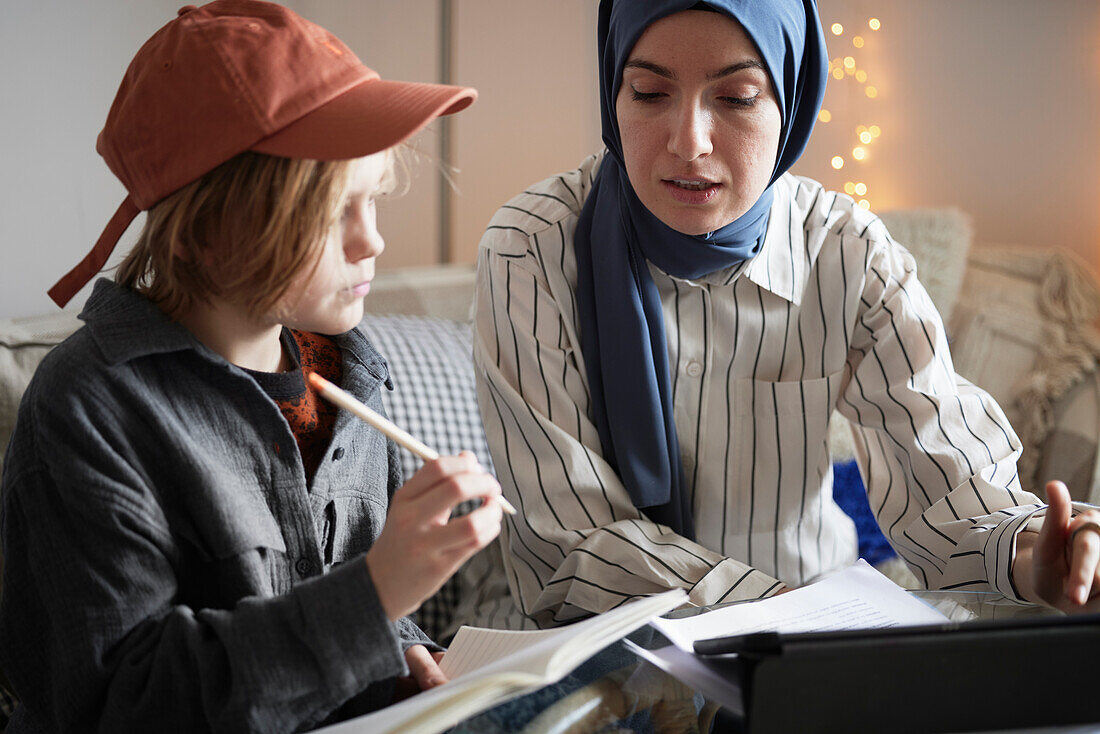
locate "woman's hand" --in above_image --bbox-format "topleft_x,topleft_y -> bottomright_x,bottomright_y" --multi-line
391,646 -> 448,702
1012,480 -> 1100,613
366,451 -> 503,622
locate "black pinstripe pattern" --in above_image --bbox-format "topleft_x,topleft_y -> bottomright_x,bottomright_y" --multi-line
468,154 -> 1047,625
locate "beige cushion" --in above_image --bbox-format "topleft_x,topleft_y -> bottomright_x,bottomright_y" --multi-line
0,312 -> 83,474
949,246 -> 1100,502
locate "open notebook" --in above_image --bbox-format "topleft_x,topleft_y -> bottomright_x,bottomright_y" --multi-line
312,588 -> 687,734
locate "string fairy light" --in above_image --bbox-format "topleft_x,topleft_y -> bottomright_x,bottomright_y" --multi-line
820,15 -> 884,208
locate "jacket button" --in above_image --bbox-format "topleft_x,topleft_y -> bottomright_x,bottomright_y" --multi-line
295,558 -> 312,577
332,447 -> 345,461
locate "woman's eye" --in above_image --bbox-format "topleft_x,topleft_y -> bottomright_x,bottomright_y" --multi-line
630,87 -> 664,103
721,93 -> 760,108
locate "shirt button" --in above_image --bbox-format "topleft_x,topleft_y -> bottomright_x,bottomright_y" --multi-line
685,360 -> 703,378
295,558 -> 313,577
332,447 -> 345,461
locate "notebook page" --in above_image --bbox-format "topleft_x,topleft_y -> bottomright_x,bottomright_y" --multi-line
440,627 -> 561,679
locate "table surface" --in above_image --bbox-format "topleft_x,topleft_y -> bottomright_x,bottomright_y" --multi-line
448,591 -> 1089,734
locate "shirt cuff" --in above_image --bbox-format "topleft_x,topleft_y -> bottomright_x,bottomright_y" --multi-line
688,558 -> 781,607
984,505 -> 1045,602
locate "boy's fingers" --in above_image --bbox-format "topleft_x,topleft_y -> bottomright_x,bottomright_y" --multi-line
405,645 -> 447,690
400,454 -> 482,500
433,501 -> 503,553
415,472 -> 501,519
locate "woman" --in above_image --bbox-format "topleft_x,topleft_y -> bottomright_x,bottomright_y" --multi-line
470,0 -> 1100,628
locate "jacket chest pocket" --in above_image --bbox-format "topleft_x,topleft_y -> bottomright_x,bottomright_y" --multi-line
320,494 -> 387,567
187,502 -> 289,603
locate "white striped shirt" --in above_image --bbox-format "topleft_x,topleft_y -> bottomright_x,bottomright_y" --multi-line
473,152 -> 1046,626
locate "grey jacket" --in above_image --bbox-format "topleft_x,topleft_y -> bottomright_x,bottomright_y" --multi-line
0,280 -> 432,732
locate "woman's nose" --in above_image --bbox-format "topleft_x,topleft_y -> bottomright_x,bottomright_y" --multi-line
667,102 -> 714,161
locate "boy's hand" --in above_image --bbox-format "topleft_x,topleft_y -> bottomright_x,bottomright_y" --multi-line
366,451 -> 503,621
391,646 -> 447,702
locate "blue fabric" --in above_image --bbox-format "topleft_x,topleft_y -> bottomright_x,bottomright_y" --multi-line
831,460 -> 897,566
574,0 -> 829,538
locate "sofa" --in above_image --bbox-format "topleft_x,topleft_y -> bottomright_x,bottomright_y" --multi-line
2,209 -> 1100,649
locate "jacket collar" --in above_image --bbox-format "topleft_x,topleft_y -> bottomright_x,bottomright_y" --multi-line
79,279 -> 388,383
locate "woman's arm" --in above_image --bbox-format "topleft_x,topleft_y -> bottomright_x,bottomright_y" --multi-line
839,233 -> 1058,597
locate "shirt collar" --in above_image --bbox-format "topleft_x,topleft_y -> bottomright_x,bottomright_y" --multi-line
741,175 -> 806,306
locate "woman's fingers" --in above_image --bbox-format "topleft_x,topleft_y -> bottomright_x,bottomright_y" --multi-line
1037,481 -> 1073,567
1065,512 -> 1100,605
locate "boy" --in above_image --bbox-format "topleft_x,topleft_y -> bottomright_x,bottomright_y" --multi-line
0,2 -> 501,731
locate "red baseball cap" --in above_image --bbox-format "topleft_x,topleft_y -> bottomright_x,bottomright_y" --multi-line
48,0 -> 477,308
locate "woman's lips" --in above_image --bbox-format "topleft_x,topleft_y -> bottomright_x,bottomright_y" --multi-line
351,280 -> 372,297
662,178 -> 721,205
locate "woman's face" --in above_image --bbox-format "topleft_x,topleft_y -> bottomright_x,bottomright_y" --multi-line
615,10 -> 782,236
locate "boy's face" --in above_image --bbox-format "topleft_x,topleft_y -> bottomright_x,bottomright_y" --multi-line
274,152 -> 389,335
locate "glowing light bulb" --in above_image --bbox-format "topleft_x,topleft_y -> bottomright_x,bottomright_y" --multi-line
832,23 -> 844,35
865,86 -> 878,98
852,146 -> 867,161
855,69 -> 868,83
843,56 -> 856,69
844,182 -> 856,195
859,131 -> 873,144
853,36 -> 865,49
854,182 -> 867,196
818,109 -> 832,123
869,125 -> 881,137
831,156 -> 845,170
858,199 -> 871,209
869,18 -> 881,31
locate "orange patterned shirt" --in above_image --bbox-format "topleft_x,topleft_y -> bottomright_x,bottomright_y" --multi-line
246,330 -> 343,481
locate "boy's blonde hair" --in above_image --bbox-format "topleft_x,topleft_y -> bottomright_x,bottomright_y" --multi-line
117,149 -> 396,321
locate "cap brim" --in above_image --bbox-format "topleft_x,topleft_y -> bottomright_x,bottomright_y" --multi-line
251,78 -> 476,160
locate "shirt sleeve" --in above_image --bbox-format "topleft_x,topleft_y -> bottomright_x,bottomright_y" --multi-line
0,385 -> 409,732
839,234 -> 1049,599
473,230 -> 782,627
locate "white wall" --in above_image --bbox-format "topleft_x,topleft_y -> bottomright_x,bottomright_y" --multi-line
796,0 -> 1100,270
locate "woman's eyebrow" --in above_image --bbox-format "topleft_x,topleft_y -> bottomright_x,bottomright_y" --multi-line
707,60 -> 765,80
623,59 -> 675,79
622,58 -> 765,81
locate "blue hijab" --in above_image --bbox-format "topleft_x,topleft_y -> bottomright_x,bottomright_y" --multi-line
574,0 -> 827,539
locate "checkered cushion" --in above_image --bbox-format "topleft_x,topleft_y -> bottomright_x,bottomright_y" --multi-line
358,314 -> 493,641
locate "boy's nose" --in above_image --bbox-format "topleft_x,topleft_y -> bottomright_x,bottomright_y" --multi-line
344,216 -> 385,262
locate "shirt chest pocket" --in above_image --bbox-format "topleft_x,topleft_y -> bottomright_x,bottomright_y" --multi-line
726,372 -> 843,494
